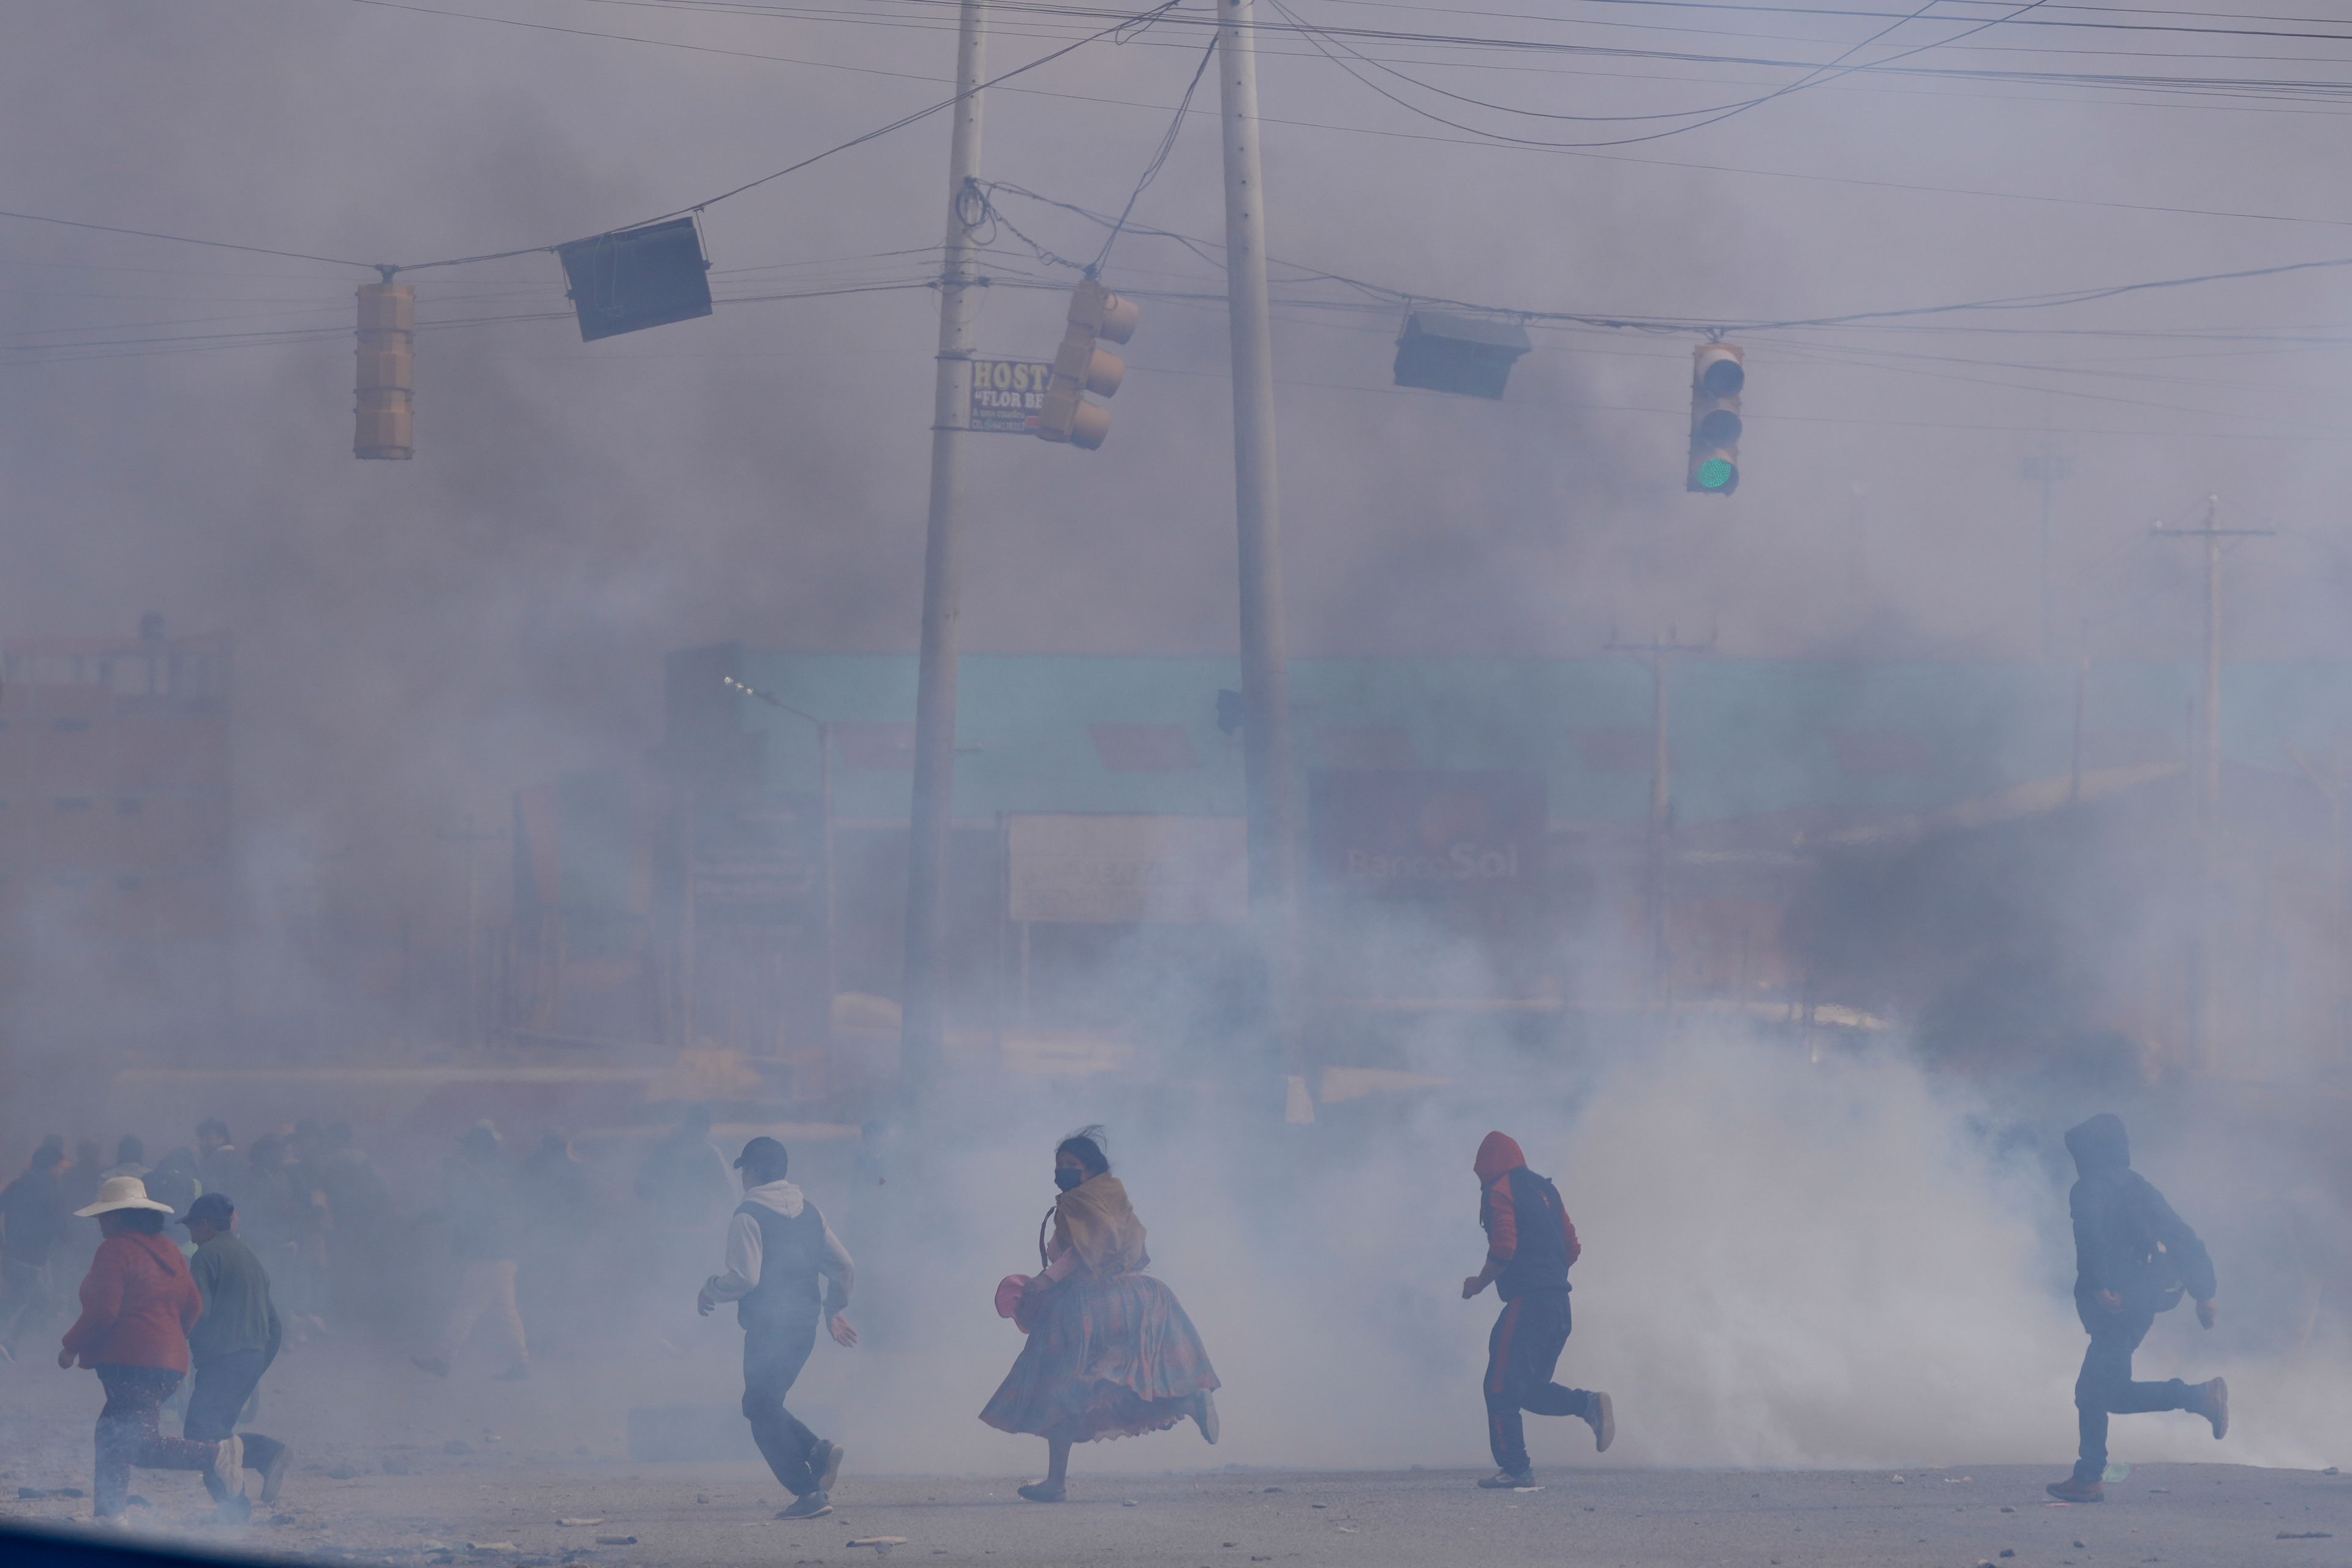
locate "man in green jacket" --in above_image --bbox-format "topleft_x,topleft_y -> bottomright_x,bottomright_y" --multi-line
181,1194 -> 292,1518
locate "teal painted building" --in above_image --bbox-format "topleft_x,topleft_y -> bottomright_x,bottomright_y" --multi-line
667,646 -> 2352,828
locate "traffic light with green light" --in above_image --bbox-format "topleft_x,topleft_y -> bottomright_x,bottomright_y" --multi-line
1687,342 -> 1744,495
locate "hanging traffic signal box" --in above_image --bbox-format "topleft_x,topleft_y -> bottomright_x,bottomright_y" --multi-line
1687,342 -> 1744,495
354,279 -> 415,460
1033,279 -> 1140,450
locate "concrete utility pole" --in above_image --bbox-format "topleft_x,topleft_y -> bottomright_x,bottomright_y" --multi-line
2154,496 -> 2270,1073
901,0 -> 989,1091
1605,629 -> 1713,1008
2022,443 -> 2073,661
1214,0 -> 1302,1106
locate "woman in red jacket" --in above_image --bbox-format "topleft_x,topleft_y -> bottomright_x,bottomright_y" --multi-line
57,1175 -> 244,1520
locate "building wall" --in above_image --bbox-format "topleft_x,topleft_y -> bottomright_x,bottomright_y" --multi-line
0,633 -> 234,1039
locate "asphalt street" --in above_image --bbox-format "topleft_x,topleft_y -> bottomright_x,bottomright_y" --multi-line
5,1445 -> 2345,1566
3,1339 -> 2344,1566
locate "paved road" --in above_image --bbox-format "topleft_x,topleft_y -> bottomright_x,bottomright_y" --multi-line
4,1341 -> 2344,1566
6,1454 -> 2345,1567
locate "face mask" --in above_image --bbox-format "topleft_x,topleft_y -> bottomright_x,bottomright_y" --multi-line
1054,1167 -> 1084,1193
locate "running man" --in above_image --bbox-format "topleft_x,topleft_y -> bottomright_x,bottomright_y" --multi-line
698,1136 -> 856,1520
1463,1131 -> 1613,1489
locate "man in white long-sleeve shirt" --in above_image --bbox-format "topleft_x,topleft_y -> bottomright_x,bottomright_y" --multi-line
696,1136 -> 856,1520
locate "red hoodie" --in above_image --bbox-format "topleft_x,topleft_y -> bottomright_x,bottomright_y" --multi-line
1476,1132 -> 1580,1298
61,1229 -> 202,1372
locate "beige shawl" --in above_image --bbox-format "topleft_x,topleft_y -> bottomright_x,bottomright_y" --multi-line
1052,1174 -> 1149,1276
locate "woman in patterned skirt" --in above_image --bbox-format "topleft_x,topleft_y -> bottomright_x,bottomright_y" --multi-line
980,1128 -> 1219,1501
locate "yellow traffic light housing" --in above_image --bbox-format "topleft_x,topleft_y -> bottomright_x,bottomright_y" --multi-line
1687,342 -> 1743,495
355,278 -> 415,461
1033,279 -> 1139,451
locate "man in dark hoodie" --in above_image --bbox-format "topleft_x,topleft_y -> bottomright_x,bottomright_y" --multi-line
0,1139 -> 75,1360
2048,1114 -> 2226,1504
1463,1131 -> 1614,1489
698,1136 -> 856,1521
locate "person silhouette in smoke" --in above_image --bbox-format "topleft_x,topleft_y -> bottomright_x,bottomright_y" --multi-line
699,1136 -> 856,1521
413,1123 -> 528,1381
2046,1113 -> 2227,1504
1464,1131 -> 1613,1490
0,1139 -> 75,1361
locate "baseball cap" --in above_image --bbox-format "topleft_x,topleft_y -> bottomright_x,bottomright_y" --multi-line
180,1193 -> 235,1228
733,1136 -> 788,1175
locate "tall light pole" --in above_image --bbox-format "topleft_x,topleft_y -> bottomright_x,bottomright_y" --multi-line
902,0 -> 989,1093
2022,444 -> 2073,660
1607,630 -> 1712,1007
2154,496 -> 2270,1073
1215,0 -> 1303,1110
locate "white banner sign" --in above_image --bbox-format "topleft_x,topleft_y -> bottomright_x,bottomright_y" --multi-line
1006,815 -> 1248,926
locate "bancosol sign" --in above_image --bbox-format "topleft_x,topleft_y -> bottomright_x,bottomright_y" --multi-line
1310,771 -> 1545,900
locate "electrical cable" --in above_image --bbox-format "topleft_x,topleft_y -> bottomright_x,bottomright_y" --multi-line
0,208 -> 381,272
1094,33 -> 1221,274
1268,0 -> 2056,148
979,179 -> 2352,341
1273,0 -> 2037,125
386,0 -> 1182,273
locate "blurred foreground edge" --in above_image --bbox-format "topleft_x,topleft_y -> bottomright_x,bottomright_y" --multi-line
0,1520 -> 326,1568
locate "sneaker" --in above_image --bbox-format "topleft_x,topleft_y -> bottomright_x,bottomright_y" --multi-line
1193,1390 -> 1220,1446
411,1356 -> 450,1379
1477,1469 -> 1534,1490
1016,1480 -> 1066,1502
1588,1391 -> 1615,1454
209,1437 -> 247,1501
2201,1377 -> 2228,1440
2045,1476 -> 2104,1504
811,1440 -> 845,1494
776,1490 -> 832,1520
257,1443 -> 293,1506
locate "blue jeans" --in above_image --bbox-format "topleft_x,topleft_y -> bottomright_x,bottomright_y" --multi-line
742,1319 -> 821,1496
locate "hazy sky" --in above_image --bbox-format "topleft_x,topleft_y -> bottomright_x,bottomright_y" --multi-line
7,0 -> 2352,927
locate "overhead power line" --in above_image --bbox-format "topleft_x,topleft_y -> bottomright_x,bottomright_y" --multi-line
979,179 -> 2352,337
391,0 -> 1185,273
1265,0 -> 2055,146
0,208 -> 380,272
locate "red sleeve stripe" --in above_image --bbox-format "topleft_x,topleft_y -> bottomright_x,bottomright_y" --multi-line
1486,1177 -> 1518,1261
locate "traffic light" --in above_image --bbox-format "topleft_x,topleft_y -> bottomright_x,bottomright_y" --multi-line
354,278 -> 415,461
1687,342 -> 1744,495
1032,278 -> 1139,450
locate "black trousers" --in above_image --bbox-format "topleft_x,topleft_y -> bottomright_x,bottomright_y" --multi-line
742,1319 -> 822,1496
184,1348 -> 287,1501
2072,1303 -> 2198,1483
1485,1291 -> 1597,1475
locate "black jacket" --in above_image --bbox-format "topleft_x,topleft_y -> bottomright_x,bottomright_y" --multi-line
0,1166 -> 70,1266
2065,1114 -> 2215,1317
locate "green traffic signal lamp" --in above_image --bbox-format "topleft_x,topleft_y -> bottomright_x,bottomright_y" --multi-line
1686,342 -> 1744,496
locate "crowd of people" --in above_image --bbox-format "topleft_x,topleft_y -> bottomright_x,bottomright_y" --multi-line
0,1107 -> 744,1523
0,1106 -> 2235,1525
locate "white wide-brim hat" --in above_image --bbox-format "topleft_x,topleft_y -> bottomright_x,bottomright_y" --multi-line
74,1175 -> 176,1217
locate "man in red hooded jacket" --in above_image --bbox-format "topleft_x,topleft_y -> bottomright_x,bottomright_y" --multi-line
1463,1131 -> 1613,1488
